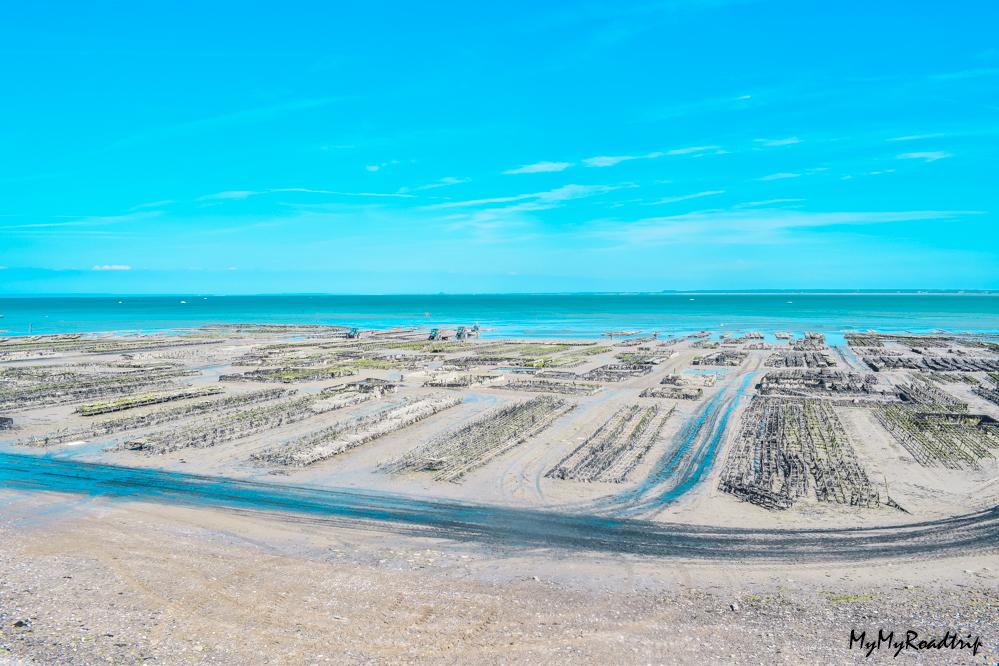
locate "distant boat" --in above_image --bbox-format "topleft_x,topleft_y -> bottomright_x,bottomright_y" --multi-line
786,300 -> 793,304
180,300 -> 187,304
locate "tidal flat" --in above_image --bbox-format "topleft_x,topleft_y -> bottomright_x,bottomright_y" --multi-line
1,325 -> 998,663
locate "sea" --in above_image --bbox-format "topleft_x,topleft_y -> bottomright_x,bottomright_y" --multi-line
1,293 -> 998,343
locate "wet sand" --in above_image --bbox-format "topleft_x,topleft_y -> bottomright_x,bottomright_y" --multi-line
2,327 -> 998,663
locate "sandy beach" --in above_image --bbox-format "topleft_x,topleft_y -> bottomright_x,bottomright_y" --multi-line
2,326 -> 998,663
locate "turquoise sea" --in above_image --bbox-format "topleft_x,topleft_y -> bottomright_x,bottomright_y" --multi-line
1,293 -> 998,341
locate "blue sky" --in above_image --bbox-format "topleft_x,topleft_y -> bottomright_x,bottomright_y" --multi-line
1,0 -> 997,294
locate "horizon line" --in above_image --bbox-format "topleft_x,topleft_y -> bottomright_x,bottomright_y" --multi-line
2,289 -> 998,299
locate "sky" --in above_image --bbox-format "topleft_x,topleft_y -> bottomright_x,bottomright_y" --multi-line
1,0 -> 997,294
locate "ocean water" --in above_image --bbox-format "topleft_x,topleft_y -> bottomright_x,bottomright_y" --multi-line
1,293 -> 998,340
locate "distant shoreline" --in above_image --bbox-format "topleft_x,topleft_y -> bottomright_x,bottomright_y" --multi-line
1,290 -> 998,299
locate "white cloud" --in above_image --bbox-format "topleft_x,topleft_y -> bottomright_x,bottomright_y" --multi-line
665,145 -> 720,156
365,159 -> 400,173
429,182 -> 635,242
92,264 -> 131,271
438,208 -> 536,239
841,169 -> 897,180
897,151 -> 951,163
583,153 -> 662,168
128,199 -> 175,211
584,155 -> 633,168
641,93 -> 755,122
739,198 -> 804,207
271,187 -> 327,194
273,187 -> 414,198
757,172 -> 801,181
592,208 -> 981,247
580,145 -> 721,169
583,155 -> 638,167
429,183 -> 624,211
503,161 -> 573,174
887,133 -> 945,142
198,190 -> 257,201
1,211 -> 161,233
397,177 -> 470,193
651,190 -> 725,205
531,183 -> 624,203
755,137 -> 801,147
198,187 -> 414,202
424,176 -> 468,188
429,193 -> 535,208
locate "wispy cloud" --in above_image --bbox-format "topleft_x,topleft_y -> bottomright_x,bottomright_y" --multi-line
592,208 -> 981,246
397,177 -> 469,193
365,159 -> 400,173
650,190 -> 725,205
437,208 -> 537,241
739,198 -> 804,207
897,151 -> 951,163
755,137 -> 801,147
429,183 -> 624,211
583,152 -> 661,168
582,145 -> 720,168
426,182 -> 635,244
273,187 -> 413,198
92,264 -> 131,271
665,145 -> 721,156
887,133 -> 946,142
503,161 -> 573,174
756,172 -> 801,181
198,188 -> 414,202
0,211 -> 161,233
841,169 -> 896,180
641,93 -> 757,123
128,199 -> 175,211
198,190 -> 257,201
